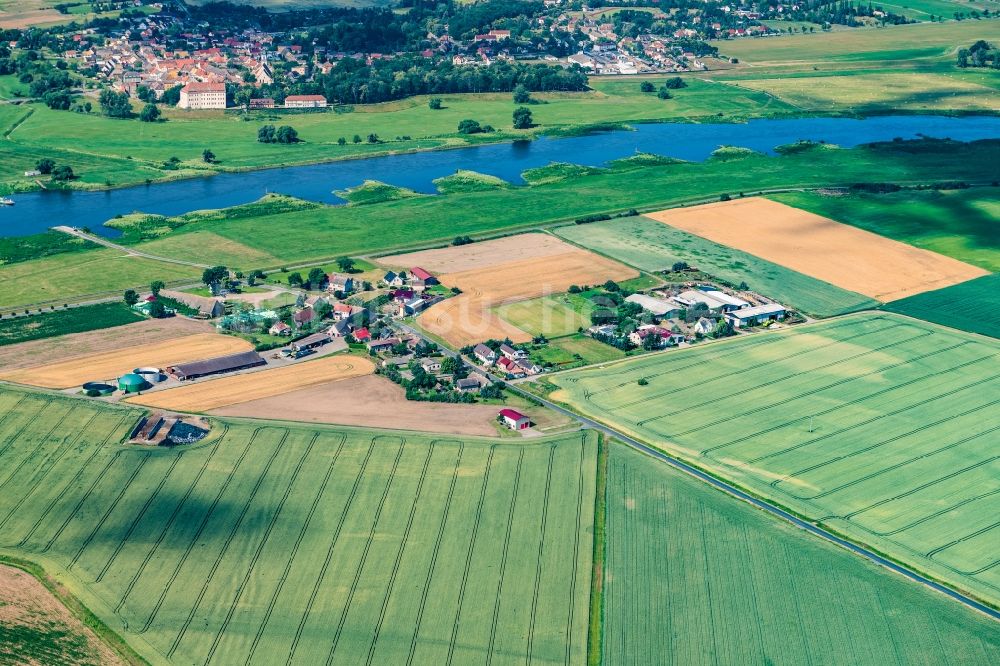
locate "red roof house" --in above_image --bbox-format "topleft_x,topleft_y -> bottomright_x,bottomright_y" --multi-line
353,327 -> 371,342
410,267 -> 436,283
499,408 -> 530,430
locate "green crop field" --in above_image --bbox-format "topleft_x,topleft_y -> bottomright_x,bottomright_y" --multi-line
603,443 -> 1000,665
548,313 -> 1000,606
0,388 -> 595,665
495,294 -> 594,338
555,216 -> 878,316
0,302 -> 144,345
770,187 -> 1000,272
883,273 -> 1000,339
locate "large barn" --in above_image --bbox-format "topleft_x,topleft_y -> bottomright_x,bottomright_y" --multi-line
167,351 -> 265,381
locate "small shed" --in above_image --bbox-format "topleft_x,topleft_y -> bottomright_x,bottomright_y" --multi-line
499,408 -> 530,430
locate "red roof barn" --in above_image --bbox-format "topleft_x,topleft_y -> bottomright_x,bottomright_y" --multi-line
499,408 -> 530,430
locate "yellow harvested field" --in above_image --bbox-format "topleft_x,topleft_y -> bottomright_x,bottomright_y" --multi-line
378,233 -> 576,273
212,374 -> 502,436
0,333 -> 252,389
645,197 -> 989,302
126,354 -> 375,412
420,249 -> 638,347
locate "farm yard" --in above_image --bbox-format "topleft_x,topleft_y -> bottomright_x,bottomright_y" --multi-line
408,235 -> 637,347
125,354 -> 376,412
547,313 -> 1000,606
0,387 -> 596,666
883,274 -> 1000,340
555,216 -> 878,317
210,374 -> 504,436
603,444 -> 1000,666
644,198 -> 988,302
0,332 -> 253,389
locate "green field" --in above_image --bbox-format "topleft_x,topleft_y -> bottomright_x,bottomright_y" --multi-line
603,443 -> 1000,665
0,388 -> 596,665
495,294 -> 594,338
770,187 -> 1000,272
548,313 -> 1000,606
0,302 -> 144,345
555,216 -> 878,316
883,273 -> 1000,338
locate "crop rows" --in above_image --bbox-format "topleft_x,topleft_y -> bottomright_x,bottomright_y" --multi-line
602,444 -> 1000,665
551,313 -> 1000,607
0,388 -> 596,665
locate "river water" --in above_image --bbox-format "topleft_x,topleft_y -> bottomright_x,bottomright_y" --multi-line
4,114 -> 1000,238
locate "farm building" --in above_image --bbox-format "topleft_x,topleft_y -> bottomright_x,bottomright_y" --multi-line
290,332 -> 331,352
456,378 -> 481,392
367,337 -> 400,352
499,408 -> 531,430
118,373 -> 148,394
672,290 -> 732,313
411,267 -> 437,284
400,297 -> 428,316
725,303 -> 787,328
160,290 -> 225,318
700,290 -> 750,311
625,294 -> 681,317
473,344 -> 497,365
167,350 -> 266,381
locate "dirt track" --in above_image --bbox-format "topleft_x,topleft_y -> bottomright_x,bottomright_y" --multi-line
0,332 -> 252,389
212,374 -> 501,436
127,354 -> 375,412
420,249 -> 638,346
377,233 -> 576,274
0,564 -> 125,666
0,317 -> 212,372
645,197 -> 988,302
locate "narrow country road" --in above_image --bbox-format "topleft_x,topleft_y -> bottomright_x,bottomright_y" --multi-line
392,321 -> 1000,622
53,226 -> 212,269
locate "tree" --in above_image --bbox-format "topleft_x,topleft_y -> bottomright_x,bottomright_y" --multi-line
664,77 -> 687,89
337,137 -> 346,145
139,102 -> 161,122
51,165 -> 74,182
428,97 -> 442,110
43,91 -> 72,110
314,299 -> 332,319
201,265 -> 227,287
247,269 -> 266,286
512,84 -> 531,104
202,149 -> 215,163
568,285 -> 582,293
657,88 -> 672,100
352,134 -> 362,144
257,124 -> 276,143
123,289 -> 139,306
671,261 -> 689,272
366,133 -> 379,143
161,84 -> 183,106
603,280 -> 620,292
287,271 -> 303,287
639,81 -> 655,93
307,267 -> 327,289
512,107 -> 532,129
150,280 -> 164,296
35,158 -> 54,174
148,300 -> 167,318
99,89 -> 132,118
276,125 -> 298,143
336,256 -> 355,272
457,119 -> 482,134
135,85 -> 156,103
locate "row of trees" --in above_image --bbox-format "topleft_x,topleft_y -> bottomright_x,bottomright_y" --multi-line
957,40 -> 999,69
257,124 -> 300,144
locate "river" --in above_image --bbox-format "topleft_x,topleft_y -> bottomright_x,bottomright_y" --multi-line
4,114 -> 1000,238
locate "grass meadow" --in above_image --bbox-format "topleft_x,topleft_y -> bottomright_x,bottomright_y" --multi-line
494,294 -> 594,338
883,273 -> 1000,339
603,443 -> 1000,665
770,187 -> 1000,272
0,388 -> 596,665
0,302 -> 143,345
556,215 -> 879,316
548,313 -> 1000,606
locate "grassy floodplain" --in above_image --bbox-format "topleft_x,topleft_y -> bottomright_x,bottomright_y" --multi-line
769,187 -> 1000,272
603,443 -> 1000,665
556,215 -> 878,316
0,387 -> 596,665
2,137 -> 998,310
547,313 -> 1000,606
882,273 -> 1000,338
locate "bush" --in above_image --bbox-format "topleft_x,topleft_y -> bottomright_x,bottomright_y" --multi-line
639,81 -> 655,93
51,165 -> 74,181
512,85 -> 531,103
139,102 -> 160,122
513,106 -> 533,129
428,97 -> 442,109
664,77 -> 687,89
657,88 -> 672,100
457,119 -> 482,134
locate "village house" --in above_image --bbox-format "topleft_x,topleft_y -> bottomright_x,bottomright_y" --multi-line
160,290 -> 225,318
455,377 -> 481,392
367,337 -> 400,352
420,358 -> 442,373
269,321 -> 292,336
249,97 -> 275,109
694,317 -> 716,336
410,267 -> 437,284
284,94 -> 328,108
499,344 -> 528,361
473,343 -> 497,365
499,408 -> 531,431
629,325 -> 686,348
328,318 -> 352,337
178,81 -> 227,109
353,327 -> 371,342
333,303 -> 356,320
383,271 -> 405,287
515,358 -> 542,375
327,274 -> 354,293
497,356 -> 523,377
292,307 -> 315,328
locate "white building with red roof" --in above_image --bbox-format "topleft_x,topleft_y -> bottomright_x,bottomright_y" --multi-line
499,408 -> 530,430
178,81 -> 226,109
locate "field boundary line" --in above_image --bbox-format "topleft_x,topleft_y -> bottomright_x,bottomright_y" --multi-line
245,432 -> 347,664
526,445 -> 556,665
484,448 -> 525,666
325,436 -> 409,664
564,433 -> 589,665
95,451 -> 185,583
203,432 -> 321,665
404,443 -> 465,666
444,446 -> 497,666
114,424 -> 230,614
166,429 -> 290,658
285,436 -> 379,665
0,400 -> 70,490
17,413 -> 129,550
137,427 -> 264,634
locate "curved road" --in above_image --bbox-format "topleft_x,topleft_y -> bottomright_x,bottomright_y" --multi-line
392,322 -> 1000,622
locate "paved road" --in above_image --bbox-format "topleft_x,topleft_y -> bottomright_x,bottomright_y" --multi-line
393,321 -> 1000,622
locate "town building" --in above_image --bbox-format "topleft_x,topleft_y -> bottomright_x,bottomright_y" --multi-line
284,94 -> 328,108
178,81 -> 227,109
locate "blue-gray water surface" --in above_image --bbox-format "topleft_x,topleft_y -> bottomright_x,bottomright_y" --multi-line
4,114 -> 1000,238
